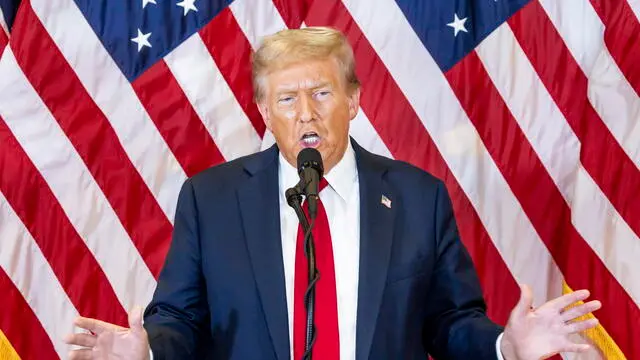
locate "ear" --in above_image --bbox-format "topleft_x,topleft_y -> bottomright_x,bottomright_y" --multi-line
347,87 -> 361,121
257,101 -> 272,132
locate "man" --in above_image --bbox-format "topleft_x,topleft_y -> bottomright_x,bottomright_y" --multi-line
66,27 -> 601,360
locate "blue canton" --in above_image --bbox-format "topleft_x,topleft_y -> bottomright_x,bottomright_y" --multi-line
73,0 -> 234,82
394,0 -> 532,72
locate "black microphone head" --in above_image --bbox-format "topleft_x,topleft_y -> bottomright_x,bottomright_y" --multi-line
297,148 -> 324,177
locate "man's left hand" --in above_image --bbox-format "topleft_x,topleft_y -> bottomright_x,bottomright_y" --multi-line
500,284 -> 602,360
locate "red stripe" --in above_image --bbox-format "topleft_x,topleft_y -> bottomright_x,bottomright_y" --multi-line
132,60 -> 225,177
0,267 -> 59,360
590,0 -> 640,97
446,48 -> 640,358
511,2 -> 640,241
272,0 -> 307,29
0,118 -> 128,326
304,0 -> 519,324
0,28 -> 7,53
11,2 -> 172,278
199,7 -> 266,138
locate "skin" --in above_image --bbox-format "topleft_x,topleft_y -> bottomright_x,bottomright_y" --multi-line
500,285 -> 602,359
65,306 -> 149,360
256,57 -> 360,175
64,55 -> 602,360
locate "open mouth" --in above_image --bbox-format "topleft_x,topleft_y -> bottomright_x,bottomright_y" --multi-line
300,131 -> 321,148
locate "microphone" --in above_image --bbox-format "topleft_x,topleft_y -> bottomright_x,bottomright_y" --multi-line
297,148 -> 324,220
285,148 -> 323,359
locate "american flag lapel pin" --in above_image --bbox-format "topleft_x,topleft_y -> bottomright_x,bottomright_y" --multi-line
381,194 -> 392,209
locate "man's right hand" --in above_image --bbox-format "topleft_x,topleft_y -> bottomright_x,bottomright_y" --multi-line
65,306 -> 150,360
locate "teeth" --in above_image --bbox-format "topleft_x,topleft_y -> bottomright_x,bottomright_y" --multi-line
302,135 -> 319,144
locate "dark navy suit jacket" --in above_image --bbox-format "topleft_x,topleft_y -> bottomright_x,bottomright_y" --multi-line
144,139 -> 504,360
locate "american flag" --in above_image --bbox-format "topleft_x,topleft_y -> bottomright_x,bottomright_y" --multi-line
0,0 -> 638,359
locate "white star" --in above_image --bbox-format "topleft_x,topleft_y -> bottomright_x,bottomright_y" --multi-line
177,0 -> 198,16
131,29 -> 152,52
447,13 -> 469,37
142,0 -> 156,8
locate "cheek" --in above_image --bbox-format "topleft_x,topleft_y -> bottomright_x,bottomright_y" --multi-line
316,102 -> 334,117
269,111 -> 299,143
324,105 -> 350,134
284,110 -> 296,121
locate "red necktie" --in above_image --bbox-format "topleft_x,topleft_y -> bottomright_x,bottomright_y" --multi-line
293,179 -> 340,360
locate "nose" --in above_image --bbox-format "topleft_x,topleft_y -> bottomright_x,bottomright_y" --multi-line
298,93 -> 314,123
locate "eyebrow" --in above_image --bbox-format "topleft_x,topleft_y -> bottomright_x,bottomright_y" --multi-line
275,81 -> 332,93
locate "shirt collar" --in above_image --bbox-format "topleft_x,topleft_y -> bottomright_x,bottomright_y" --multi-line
278,142 -> 358,203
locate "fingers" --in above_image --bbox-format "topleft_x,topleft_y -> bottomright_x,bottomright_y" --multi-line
64,333 -> 97,347
512,283 -> 534,318
540,289 -> 590,312
68,349 -> 94,360
560,342 -> 591,353
565,318 -> 599,333
561,300 -> 602,322
74,316 -> 125,335
129,305 -> 144,332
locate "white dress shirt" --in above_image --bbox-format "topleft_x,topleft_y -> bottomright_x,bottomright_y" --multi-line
278,142 -> 360,360
277,142 -> 505,360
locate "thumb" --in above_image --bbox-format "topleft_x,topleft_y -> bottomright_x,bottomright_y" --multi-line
128,306 -> 144,332
512,283 -> 534,319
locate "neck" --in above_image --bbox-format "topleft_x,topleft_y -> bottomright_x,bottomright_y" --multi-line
323,142 -> 348,175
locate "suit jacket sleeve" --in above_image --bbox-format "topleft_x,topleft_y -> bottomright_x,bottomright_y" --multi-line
143,179 -> 210,359
422,181 -> 504,359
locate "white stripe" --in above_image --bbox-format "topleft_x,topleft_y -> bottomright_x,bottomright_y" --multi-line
31,0 -> 185,222
476,24 -> 640,305
164,33 -> 261,160
343,0 -> 565,303
0,191 -> 78,359
229,0 -> 287,48
0,6 -> 8,35
539,0 -> 640,171
573,166 -> 640,306
350,110 -> 392,158
260,129 -> 276,151
231,0 -> 392,159
0,49 -> 156,312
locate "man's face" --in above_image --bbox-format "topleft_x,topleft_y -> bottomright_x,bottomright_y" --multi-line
258,58 -> 360,174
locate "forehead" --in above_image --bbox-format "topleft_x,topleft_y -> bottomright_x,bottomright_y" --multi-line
266,58 -> 343,92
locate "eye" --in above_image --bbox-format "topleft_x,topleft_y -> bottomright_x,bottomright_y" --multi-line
314,90 -> 331,100
278,96 -> 295,105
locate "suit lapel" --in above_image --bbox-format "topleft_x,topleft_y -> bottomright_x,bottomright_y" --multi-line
237,146 -> 290,360
353,141 -> 396,360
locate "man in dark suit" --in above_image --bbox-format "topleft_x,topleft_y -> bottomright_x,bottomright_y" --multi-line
66,27 -> 601,360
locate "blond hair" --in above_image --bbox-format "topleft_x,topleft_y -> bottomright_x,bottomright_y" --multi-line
252,27 -> 360,101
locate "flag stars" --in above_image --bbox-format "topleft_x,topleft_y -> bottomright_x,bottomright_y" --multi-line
177,0 -> 198,16
142,0 -> 156,8
447,13 -> 469,37
131,29 -> 152,52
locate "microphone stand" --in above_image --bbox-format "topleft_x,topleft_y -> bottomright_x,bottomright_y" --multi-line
286,185 -> 319,360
